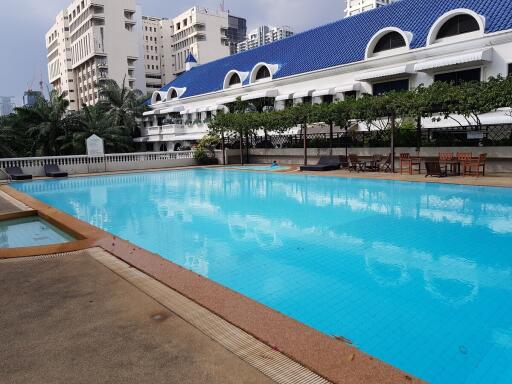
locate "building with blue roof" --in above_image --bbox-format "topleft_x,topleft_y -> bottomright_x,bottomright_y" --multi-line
137,0 -> 512,152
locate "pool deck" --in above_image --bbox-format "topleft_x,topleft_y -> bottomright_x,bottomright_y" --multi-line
5,165 -> 503,383
0,248 -> 276,384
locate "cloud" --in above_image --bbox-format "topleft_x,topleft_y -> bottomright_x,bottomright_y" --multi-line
0,0 -> 346,104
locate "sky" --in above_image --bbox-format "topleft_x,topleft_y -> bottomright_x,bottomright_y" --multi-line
0,0 -> 345,105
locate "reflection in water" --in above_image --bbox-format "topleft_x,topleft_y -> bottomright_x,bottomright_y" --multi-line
13,169 -> 512,384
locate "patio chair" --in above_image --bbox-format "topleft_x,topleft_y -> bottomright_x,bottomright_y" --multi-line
380,154 -> 392,173
456,152 -> 472,170
399,153 -> 421,175
463,154 -> 487,177
425,161 -> 448,178
364,155 -> 382,172
300,156 -> 343,172
348,154 -> 365,172
4,167 -> 32,180
44,164 -> 68,178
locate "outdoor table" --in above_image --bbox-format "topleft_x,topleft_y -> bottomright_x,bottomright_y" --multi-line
440,160 -> 461,176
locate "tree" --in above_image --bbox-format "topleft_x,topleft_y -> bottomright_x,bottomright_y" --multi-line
0,115 -> 18,158
60,104 -> 134,154
12,91 -> 80,156
288,103 -> 315,165
98,78 -> 147,141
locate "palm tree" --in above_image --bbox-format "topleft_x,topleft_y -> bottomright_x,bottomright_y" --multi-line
0,116 -> 17,158
98,78 -> 147,140
13,91 -> 80,156
61,104 -> 133,154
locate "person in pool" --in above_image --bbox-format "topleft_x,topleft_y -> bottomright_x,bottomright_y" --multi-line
271,161 -> 279,167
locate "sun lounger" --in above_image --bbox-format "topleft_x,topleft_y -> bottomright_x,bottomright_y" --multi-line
425,161 -> 447,178
44,164 -> 68,178
5,167 -> 32,180
300,156 -> 343,171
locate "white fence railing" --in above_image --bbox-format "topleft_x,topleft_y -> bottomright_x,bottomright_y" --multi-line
0,151 -> 197,179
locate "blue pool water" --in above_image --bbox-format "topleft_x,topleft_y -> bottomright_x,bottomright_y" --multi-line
225,165 -> 290,171
0,217 -> 73,248
12,169 -> 512,383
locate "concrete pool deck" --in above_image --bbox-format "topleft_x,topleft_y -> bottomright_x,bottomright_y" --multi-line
8,166 -> 501,383
0,249 -> 277,384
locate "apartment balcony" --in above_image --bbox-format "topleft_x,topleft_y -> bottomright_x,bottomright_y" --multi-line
124,9 -> 136,20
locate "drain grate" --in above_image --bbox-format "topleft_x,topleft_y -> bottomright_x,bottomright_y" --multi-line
3,248 -> 332,384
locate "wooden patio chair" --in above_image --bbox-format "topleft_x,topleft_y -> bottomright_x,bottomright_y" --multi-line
456,152 -> 472,167
379,154 -> 392,173
464,154 -> 487,177
399,153 -> 421,175
348,154 -> 365,172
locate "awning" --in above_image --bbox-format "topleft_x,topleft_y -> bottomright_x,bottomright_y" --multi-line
356,64 -> 415,81
241,88 -> 279,101
218,96 -> 237,104
414,48 -> 493,72
169,133 -> 204,141
143,109 -> 160,116
275,93 -> 293,101
312,88 -> 336,97
293,89 -> 315,99
160,105 -> 185,114
334,83 -> 361,93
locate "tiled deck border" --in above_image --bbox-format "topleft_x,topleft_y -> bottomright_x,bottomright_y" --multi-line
0,169 -> 447,384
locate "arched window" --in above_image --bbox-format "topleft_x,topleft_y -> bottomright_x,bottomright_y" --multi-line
169,89 -> 178,99
155,93 -> 162,102
437,14 -> 480,39
159,143 -> 167,152
228,73 -> 241,86
255,66 -> 271,81
373,31 -> 406,53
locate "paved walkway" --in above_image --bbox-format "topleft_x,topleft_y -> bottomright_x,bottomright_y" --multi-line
0,251 -> 275,384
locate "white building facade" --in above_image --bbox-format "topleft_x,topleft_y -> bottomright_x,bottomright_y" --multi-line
140,16 -> 175,94
171,7 -> 246,76
236,26 -> 294,53
345,0 -> 398,17
137,1 -> 512,152
46,0 -> 142,110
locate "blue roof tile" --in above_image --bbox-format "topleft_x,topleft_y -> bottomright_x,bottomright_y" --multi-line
159,0 -> 512,101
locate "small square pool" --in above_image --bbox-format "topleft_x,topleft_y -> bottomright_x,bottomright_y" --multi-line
0,217 -> 74,248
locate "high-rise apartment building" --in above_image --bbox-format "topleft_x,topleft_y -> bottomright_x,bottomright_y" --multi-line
171,7 -> 246,76
236,25 -> 293,53
0,97 -> 15,116
46,0 -> 141,110
140,16 -> 175,94
47,3 -> 247,107
345,0 -> 398,17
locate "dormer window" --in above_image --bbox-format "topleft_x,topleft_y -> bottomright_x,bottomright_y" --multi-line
436,14 -> 480,39
373,32 -> 406,53
155,93 -> 162,102
169,89 -> 178,99
255,66 -> 271,81
228,73 -> 241,86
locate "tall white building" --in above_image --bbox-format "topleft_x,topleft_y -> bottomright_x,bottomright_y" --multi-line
140,16 -> 175,94
46,0 -> 142,110
0,97 -> 15,116
237,26 -> 294,53
171,7 -> 246,76
345,0 -> 398,17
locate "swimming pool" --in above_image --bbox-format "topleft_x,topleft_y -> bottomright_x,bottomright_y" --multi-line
225,165 -> 290,171
0,216 -> 74,248
12,169 -> 512,383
